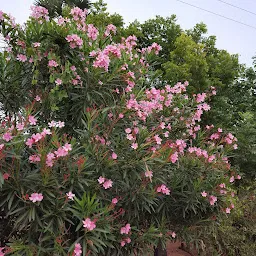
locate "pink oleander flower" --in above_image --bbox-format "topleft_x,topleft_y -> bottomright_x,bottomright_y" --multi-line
35,95 -> 41,101
229,176 -> 235,183
201,191 -> 207,197
120,237 -> 131,247
16,123 -> 24,131
46,152 -> 55,167
112,198 -> 118,204
157,184 -> 170,195
104,24 -> 117,36
41,128 -> 52,137
66,34 -> 83,48
145,170 -> 153,178
236,174 -> 241,180
2,132 -> 12,142
26,138 -> 34,148
66,191 -> 75,200
3,173 -> 10,180
55,78 -> 62,85
63,143 -> 72,152
126,237 -> 131,244
120,240 -> 126,247
54,147 -> 68,158
33,42 -> 41,48
208,155 -> 216,163
48,60 -> 58,67
74,243 -> 82,256
29,154 -> 41,163
28,115 -> 37,125
171,232 -> 176,238
103,179 -> 113,189
0,247 -> 5,256
219,183 -> 226,189
127,134 -> 134,140
32,133 -> 42,142
225,207 -> 231,214
98,176 -> 105,184
131,142 -> 138,150
120,223 -> 131,234
154,134 -> 162,145
196,93 -> 206,103
170,152 -> 178,163
70,65 -> 76,71
17,54 -> 27,62
209,195 -> 217,206
48,121 -> 56,127
0,144 -> 4,150
111,152 -> 118,159
57,121 -> 65,128
29,193 -> 43,203
83,218 -> 96,231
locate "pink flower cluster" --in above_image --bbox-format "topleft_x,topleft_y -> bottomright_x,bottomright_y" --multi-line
66,34 -> 83,49
87,24 -> 99,41
30,6 -> 49,23
74,243 -> 82,256
121,237 -> 131,247
91,51 -> 110,71
98,176 -> 113,189
48,120 -> 65,128
29,192 -> 43,203
170,151 -> 179,163
28,115 -> 37,125
83,217 -> 96,231
187,146 -> 217,163
44,143 -> 72,167
157,184 -> 170,195
104,44 -> 122,58
70,7 -> 87,22
0,247 -> 5,256
120,223 -> 131,234
146,42 -> 162,55
48,60 -> 58,68
17,54 -> 27,62
209,195 -> 218,205
196,93 -> 207,103
2,132 -> 12,142
29,154 -> 41,163
104,24 -> 117,37
25,128 -> 51,148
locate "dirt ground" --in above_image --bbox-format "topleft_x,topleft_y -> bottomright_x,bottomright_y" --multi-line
167,242 -> 196,256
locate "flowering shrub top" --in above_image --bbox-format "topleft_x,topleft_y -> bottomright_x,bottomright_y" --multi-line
0,5 -> 240,256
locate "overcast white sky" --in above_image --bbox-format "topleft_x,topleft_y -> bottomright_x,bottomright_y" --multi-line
1,0 -> 256,67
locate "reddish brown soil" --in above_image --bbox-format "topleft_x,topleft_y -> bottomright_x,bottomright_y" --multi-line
167,242 -> 197,256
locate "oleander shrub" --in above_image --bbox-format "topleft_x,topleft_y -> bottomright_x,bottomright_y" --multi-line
0,6 -> 241,256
